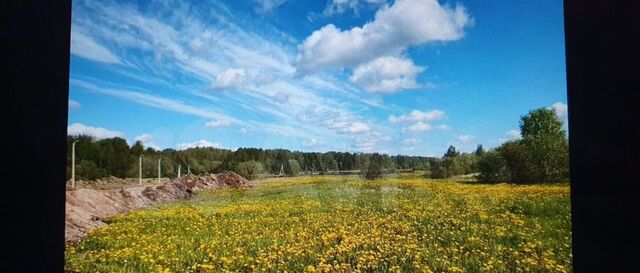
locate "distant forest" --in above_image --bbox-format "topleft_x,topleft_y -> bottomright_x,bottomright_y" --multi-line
67,107 -> 569,184
66,135 -> 484,181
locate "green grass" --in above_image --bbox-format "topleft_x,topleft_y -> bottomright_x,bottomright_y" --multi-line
65,176 -> 572,273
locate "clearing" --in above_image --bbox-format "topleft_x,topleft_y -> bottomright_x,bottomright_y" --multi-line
65,176 -> 572,273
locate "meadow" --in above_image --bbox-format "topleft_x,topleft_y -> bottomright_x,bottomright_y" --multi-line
65,175 -> 572,273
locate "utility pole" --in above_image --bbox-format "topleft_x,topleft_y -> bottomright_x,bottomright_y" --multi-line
178,164 -> 181,178
139,155 -> 143,185
71,140 -> 78,189
158,158 -> 162,182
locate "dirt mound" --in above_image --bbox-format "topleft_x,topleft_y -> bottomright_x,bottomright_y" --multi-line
65,172 -> 253,243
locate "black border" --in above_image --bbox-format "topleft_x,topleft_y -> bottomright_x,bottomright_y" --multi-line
3,0 -> 640,272
3,1 -> 70,272
564,0 -> 640,272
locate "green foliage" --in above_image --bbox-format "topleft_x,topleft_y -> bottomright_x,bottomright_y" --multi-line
286,159 -> 301,177
476,151 -> 510,183
474,144 -> 485,156
363,153 -> 384,180
444,145 -> 460,158
235,161 -> 265,180
75,160 -> 107,180
477,108 -> 570,184
130,141 -> 144,156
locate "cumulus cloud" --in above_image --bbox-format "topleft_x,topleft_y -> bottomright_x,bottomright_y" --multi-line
345,122 -> 370,133
506,129 -> 521,139
70,30 -> 121,64
205,120 -> 232,128
212,68 -> 246,90
349,56 -> 425,93
303,138 -> 321,147
175,140 -> 221,150
551,102 -> 568,118
297,0 -> 472,72
389,109 -> 445,123
456,134 -> 475,143
253,0 -> 287,13
403,121 -> 432,133
67,123 -> 123,139
68,100 -> 80,109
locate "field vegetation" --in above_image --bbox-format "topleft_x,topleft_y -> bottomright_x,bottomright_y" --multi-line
65,176 -> 571,273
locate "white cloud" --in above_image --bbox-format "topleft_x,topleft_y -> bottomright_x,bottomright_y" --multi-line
297,0 -> 471,72
349,56 -> 425,93
389,109 -> 445,123
323,0 -> 359,16
344,122 -> 370,133
175,140 -> 221,150
506,129 -> 521,139
303,138 -> 321,147
551,102 -> 568,118
205,120 -> 232,128
70,30 -> 121,64
403,138 -> 421,145
134,133 -> 161,150
67,123 -> 123,139
271,92 -> 290,104
253,0 -> 287,13
438,124 -> 451,130
404,121 -> 432,132
212,68 -> 246,90
71,79 -> 242,125
456,134 -> 475,143
351,131 -> 391,152
68,100 -> 80,109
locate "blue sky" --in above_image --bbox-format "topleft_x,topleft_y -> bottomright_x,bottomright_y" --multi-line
67,0 -> 567,157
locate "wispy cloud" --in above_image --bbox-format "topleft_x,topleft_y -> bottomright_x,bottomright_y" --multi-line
70,79 -> 243,125
70,29 -> 121,64
205,120 -> 233,128
253,0 -> 287,13
389,109 -> 445,123
68,100 -> 81,109
456,134 -> 475,143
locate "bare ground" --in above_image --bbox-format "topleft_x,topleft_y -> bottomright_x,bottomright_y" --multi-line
65,172 -> 253,244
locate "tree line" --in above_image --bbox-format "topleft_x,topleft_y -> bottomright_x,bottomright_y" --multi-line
67,107 -> 568,184
66,137 -> 438,181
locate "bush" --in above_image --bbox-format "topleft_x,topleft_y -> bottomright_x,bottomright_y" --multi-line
235,161 -> 265,180
476,151 -> 510,183
359,153 -> 384,180
286,159 -> 301,177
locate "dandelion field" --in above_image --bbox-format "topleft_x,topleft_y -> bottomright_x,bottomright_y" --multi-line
65,176 -> 572,273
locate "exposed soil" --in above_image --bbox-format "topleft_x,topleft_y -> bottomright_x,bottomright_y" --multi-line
65,172 -> 253,244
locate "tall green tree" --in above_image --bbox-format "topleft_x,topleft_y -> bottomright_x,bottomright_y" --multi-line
474,144 -> 485,156
444,145 -> 460,158
518,108 -> 569,183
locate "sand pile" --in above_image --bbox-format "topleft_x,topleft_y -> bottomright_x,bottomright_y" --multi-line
65,172 -> 252,243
